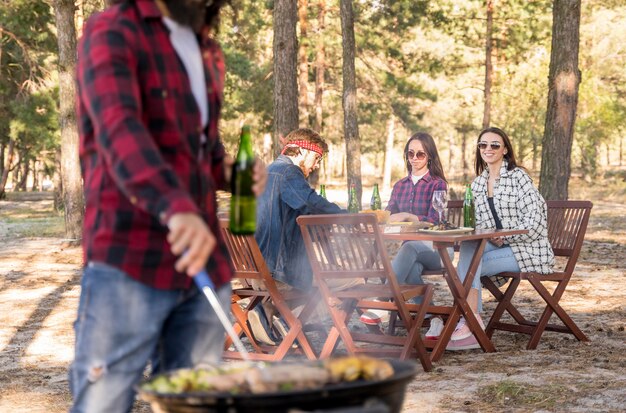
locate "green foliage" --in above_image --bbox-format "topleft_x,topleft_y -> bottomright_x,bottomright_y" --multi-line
0,0 -> 624,189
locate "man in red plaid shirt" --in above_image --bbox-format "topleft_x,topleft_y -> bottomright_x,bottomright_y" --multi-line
69,1 -> 266,411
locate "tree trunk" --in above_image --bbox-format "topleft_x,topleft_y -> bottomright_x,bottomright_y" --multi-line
532,133 -> 538,171
448,135 -> 454,177
382,115 -> 395,193
482,0 -> 494,129
0,142 -> 4,179
53,148 -> 63,211
461,131 -> 468,183
0,138 -> 15,200
314,0 -> 326,135
33,159 -> 39,191
273,0 -> 299,157
298,0 -> 309,125
18,151 -> 29,191
340,0 -> 362,207
314,0 -> 327,183
54,0 -> 84,241
539,0 -> 581,200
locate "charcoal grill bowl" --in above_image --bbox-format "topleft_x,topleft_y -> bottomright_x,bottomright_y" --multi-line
137,359 -> 418,413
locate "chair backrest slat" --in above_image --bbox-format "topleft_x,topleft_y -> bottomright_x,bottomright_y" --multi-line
219,220 -> 264,280
545,200 -> 592,273
447,199 -> 463,227
298,214 -> 406,302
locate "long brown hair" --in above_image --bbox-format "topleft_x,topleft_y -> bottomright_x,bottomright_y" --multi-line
403,132 -> 447,183
474,127 -> 521,176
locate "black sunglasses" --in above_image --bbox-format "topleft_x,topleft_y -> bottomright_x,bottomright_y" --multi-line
477,142 -> 503,150
407,150 -> 427,160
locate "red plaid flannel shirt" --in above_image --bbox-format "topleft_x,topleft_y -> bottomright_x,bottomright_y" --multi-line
386,172 -> 448,224
77,0 -> 232,289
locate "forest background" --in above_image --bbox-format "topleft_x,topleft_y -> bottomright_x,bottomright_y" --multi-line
1,2 -> 626,412
0,0 -> 625,230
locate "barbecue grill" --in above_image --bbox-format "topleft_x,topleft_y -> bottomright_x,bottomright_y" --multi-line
137,359 -> 418,413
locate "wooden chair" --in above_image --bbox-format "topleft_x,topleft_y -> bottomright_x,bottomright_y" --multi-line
297,213 -> 434,371
219,219 -> 318,361
481,200 -> 593,349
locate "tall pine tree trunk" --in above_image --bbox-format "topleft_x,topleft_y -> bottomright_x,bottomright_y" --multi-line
539,0 -> 581,200
273,0 -> 299,157
482,0 -> 494,129
314,0 -> 327,182
314,0 -> 326,135
382,115 -> 395,193
54,0 -> 84,241
0,139 -> 15,200
298,0 -> 309,124
340,0 -> 362,206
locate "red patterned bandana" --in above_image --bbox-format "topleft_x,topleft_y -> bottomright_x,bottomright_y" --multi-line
281,140 -> 324,156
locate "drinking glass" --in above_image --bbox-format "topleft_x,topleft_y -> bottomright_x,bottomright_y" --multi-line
432,190 -> 448,225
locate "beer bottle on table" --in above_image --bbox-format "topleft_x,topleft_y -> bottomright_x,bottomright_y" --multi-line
370,183 -> 381,210
463,184 -> 475,228
319,184 -> 327,199
230,125 -> 256,235
348,183 -> 359,213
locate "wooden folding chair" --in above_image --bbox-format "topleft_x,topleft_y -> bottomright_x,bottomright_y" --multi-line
297,213 -> 434,372
481,200 -> 593,349
219,219 -> 318,361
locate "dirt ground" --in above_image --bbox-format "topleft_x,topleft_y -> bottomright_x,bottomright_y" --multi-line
0,179 -> 625,412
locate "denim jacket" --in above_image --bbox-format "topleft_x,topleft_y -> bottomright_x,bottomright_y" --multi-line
255,155 -> 344,290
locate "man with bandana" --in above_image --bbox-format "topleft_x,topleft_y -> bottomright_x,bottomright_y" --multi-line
70,1 -> 266,411
249,128 -> 348,345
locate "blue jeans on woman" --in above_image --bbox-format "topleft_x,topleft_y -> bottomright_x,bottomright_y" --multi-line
69,262 -> 231,413
457,240 -> 520,313
392,241 -> 453,304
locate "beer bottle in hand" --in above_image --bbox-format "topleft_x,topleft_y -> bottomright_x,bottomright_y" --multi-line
230,125 -> 256,234
370,183 -> 381,210
348,183 -> 359,213
463,184 -> 475,228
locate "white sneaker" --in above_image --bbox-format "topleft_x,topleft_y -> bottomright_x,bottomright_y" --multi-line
425,316 -> 444,340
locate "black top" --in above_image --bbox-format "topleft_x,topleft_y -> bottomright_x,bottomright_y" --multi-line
487,197 -> 503,229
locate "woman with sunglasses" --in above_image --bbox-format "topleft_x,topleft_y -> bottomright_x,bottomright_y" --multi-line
360,132 -> 449,338
447,126 -> 554,351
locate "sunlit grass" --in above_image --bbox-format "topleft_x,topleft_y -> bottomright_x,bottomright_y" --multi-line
477,380 -> 570,410
0,192 -> 64,238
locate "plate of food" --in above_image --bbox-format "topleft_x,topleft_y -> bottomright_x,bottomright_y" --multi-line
418,223 -> 473,234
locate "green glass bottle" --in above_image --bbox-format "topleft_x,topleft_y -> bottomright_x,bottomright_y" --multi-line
319,184 -> 327,199
463,184 -> 475,228
370,183 -> 381,210
348,183 -> 359,213
230,125 -> 256,235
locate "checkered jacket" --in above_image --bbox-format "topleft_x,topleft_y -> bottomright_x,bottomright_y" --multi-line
472,161 -> 555,274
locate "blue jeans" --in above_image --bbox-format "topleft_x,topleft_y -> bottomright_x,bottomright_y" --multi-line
392,241 -> 454,304
69,262 -> 231,413
457,241 -> 520,312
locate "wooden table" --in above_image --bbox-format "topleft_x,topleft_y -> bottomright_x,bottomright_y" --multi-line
383,227 -> 527,361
